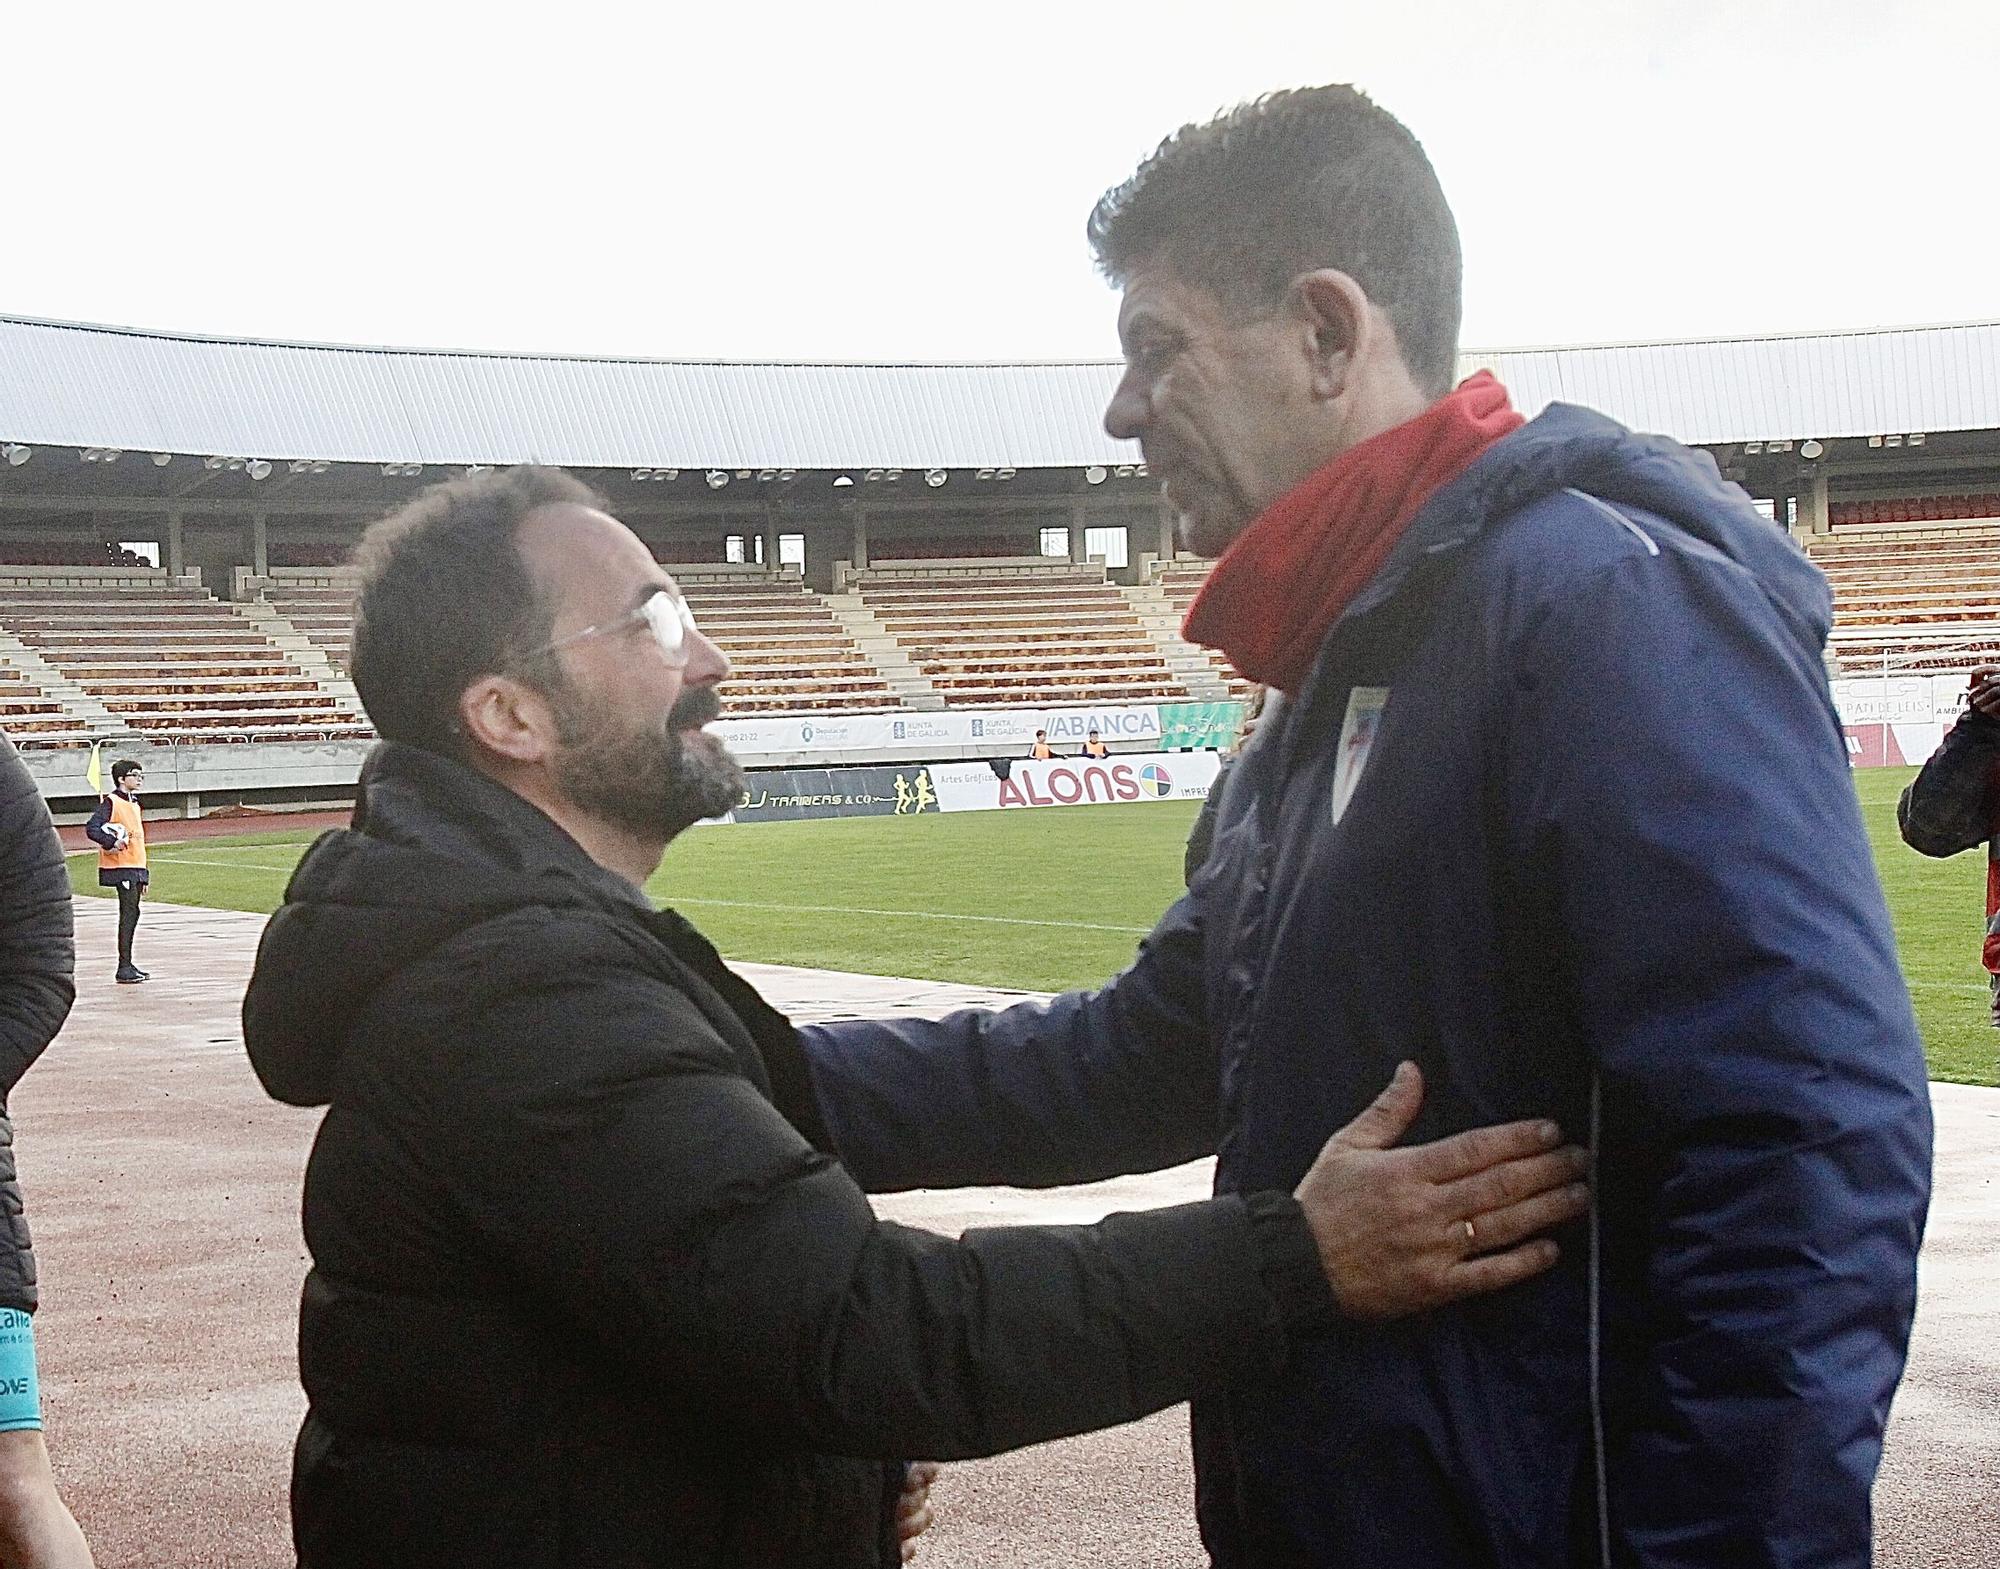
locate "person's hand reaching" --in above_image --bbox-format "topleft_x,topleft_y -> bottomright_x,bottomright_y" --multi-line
1966,664 -> 2000,719
896,1462 -> 939,1563
1294,1063 -> 1591,1319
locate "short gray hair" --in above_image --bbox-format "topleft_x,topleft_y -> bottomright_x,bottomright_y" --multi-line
1089,85 -> 1463,397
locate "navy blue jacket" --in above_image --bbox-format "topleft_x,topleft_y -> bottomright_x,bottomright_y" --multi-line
799,405 -> 1934,1569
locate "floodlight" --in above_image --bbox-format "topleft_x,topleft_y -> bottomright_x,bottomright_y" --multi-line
247,459 -> 273,480
205,455 -> 228,470
924,468 -> 947,488
1084,466 -> 1107,485
976,468 -> 996,481
1,444 -> 28,467
151,452 -> 173,467
1799,440 -> 1825,460
757,469 -> 777,482
1909,433 -> 1926,447
832,475 -> 855,487
864,468 -> 884,482
996,467 -> 1015,481
705,470 -> 729,489
777,469 -> 795,482
883,469 -> 902,482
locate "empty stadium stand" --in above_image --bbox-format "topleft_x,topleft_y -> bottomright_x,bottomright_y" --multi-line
251,570 -> 358,673
1144,558 -> 1254,696
1808,525 -> 2000,672
669,568 -> 903,713
840,559 -> 1217,707
1829,492 -> 2000,529
0,569 -> 370,746
250,564 -> 906,715
0,658 -> 88,745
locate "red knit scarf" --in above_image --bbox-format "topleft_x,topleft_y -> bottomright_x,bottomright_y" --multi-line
1182,372 -> 1524,692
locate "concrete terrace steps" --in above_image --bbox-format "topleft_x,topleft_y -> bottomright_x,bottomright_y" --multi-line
819,596 -> 943,712
0,577 -> 371,745
1118,582 -> 1235,700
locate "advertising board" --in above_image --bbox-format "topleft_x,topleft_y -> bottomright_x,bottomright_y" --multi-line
927,752 -> 1224,813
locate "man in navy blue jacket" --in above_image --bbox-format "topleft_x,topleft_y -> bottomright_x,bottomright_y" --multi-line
799,86 -> 1933,1567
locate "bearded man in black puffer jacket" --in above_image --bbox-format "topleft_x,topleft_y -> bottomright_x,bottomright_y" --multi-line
242,468 -> 1590,1569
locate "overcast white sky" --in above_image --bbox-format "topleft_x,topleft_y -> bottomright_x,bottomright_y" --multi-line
6,0 -> 1994,363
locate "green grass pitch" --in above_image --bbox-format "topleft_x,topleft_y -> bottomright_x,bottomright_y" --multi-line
69,765 -> 1995,1085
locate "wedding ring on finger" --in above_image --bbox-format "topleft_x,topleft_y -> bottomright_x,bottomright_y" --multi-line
1460,1217 -> 1479,1249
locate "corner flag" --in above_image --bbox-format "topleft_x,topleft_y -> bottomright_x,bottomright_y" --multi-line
86,741 -> 103,796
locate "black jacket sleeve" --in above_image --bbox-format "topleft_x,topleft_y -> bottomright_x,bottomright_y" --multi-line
441,956 -> 1297,1463
0,737 -> 74,1095
0,733 -> 75,1313
1898,708 -> 2000,857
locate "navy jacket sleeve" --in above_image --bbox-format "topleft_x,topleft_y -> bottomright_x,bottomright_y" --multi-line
83,794 -> 117,851
1897,708 -> 2000,857
1503,545 -> 1932,1567
796,890 -> 1217,1192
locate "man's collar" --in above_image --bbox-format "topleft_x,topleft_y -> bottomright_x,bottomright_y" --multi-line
355,741 -> 654,915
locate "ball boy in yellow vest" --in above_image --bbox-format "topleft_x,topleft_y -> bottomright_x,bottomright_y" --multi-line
84,759 -> 149,984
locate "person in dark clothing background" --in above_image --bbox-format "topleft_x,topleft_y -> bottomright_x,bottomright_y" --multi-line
82,762 -> 147,984
1898,662 -> 2000,1028
0,731 -> 96,1567
242,466 -> 1590,1569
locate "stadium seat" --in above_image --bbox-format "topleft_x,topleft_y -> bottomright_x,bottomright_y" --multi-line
0,572 -> 371,745
1806,522 -> 2000,672
853,561 -> 1211,708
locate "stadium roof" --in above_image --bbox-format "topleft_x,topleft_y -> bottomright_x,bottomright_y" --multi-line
3,313 -> 1997,470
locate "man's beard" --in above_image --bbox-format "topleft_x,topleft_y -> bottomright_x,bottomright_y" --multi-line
547,679 -> 745,843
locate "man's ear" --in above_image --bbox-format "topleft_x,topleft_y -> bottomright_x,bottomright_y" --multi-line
457,674 -> 557,766
1292,270 -> 1373,403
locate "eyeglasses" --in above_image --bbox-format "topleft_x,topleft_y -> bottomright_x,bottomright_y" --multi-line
523,589 -> 700,669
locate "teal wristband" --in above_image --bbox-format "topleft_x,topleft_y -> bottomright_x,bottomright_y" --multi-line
0,1309 -> 42,1433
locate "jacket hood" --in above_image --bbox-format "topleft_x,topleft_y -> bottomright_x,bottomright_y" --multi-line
1361,402 -> 1833,659
243,743 -> 647,1107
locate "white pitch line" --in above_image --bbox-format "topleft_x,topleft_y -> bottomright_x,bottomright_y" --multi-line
670,896 -> 1151,935
67,853 -> 1151,934
117,854 -> 301,872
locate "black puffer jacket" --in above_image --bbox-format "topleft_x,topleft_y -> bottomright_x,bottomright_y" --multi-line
0,732 -> 75,1314
242,743 -> 1325,1569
